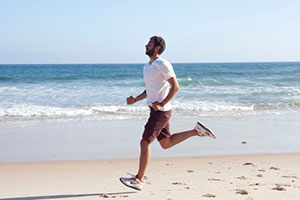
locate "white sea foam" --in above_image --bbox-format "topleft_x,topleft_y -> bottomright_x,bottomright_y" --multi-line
1,100 -> 300,123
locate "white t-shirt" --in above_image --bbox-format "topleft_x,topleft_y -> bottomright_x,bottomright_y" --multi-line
143,57 -> 176,111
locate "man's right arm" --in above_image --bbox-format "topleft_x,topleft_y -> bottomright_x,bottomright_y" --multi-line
127,90 -> 147,105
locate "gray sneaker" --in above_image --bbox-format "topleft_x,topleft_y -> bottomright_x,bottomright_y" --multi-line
119,176 -> 143,191
195,122 -> 216,139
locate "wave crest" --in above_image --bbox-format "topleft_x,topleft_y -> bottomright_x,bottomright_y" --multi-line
1,101 -> 300,123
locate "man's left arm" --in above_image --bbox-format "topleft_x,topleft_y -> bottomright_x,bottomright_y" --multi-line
152,77 -> 180,111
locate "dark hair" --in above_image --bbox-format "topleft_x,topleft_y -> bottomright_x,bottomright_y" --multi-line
151,36 -> 166,55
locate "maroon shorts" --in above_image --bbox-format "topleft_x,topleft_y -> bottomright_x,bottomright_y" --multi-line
142,107 -> 172,143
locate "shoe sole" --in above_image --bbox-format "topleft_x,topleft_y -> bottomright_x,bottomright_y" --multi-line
197,122 -> 216,139
119,178 -> 142,191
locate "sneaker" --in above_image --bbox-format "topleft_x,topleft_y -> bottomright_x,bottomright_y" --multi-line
195,121 -> 216,139
119,176 -> 143,191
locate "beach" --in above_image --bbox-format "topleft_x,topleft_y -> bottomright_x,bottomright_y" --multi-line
1,63 -> 300,199
1,115 -> 300,162
1,154 -> 300,200
1,0 -> 300,197
1,116 -> 300,199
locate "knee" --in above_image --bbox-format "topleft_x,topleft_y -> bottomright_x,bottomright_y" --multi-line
159,139 -> 171,150
160,143 -> 169,150
140,139 -> 150,149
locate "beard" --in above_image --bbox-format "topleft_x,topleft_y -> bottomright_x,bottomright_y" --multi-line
145,48 -> 155,57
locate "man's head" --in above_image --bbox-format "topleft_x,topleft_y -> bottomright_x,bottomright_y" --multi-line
145,36 -> 166,57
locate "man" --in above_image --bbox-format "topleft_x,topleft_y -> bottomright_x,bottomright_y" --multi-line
119,36 -> 216,191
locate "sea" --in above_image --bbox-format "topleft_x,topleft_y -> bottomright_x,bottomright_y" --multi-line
1,62 -> 300,123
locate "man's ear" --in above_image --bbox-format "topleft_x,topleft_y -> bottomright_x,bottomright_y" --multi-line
155,46 -> 161,53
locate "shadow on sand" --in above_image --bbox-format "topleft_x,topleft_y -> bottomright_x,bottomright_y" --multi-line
0,192 -> 137,200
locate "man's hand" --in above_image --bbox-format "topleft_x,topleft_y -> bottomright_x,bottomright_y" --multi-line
127,96 -> 136,105
152,101 -> 163,111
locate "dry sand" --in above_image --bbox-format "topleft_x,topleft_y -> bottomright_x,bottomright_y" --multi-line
1,154 -> 300,200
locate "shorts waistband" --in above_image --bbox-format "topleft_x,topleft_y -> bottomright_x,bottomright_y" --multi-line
149,106 -> 172,113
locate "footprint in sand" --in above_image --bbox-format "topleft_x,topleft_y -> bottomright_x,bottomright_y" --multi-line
243,163 -> 255,167
272,185 -> 286,191
270,167 -> 280,170
236,176 -> 247,180
100,194 -> 110,198
172,182 -> 187,185
202,193 -> 216,198
236,189 -> 248,195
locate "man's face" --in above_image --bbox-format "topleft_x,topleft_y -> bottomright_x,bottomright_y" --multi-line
145,39 -> 155,57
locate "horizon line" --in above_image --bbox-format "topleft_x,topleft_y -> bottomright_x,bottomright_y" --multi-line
1,60 -> 300,65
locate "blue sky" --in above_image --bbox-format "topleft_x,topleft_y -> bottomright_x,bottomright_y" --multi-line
0,0 -> 299,64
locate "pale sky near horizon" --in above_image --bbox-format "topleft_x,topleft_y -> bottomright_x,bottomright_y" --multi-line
0,0 -> 299,64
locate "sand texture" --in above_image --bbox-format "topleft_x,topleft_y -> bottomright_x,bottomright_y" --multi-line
1,154 -> 300,200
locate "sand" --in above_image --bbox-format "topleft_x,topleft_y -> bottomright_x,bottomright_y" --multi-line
1,116 -> 300,162
1,154 -> 300,200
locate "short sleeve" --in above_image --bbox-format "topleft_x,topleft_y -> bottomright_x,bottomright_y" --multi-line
157,60 -> 176,80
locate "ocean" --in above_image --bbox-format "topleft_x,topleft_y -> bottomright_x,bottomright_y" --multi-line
1,62 -> 300,123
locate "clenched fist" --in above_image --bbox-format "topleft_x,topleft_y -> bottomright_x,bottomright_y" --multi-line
127,96 -> 136,105
152,101 -> 163,111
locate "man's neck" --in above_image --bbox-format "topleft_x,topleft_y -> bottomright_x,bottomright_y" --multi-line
149,55 -> 160,65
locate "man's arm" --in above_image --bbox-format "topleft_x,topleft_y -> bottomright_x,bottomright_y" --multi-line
152,77 -> 180,111
127,90 -> 147,105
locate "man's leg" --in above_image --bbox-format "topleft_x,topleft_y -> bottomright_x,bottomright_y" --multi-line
119,139 -> 150,191
159,129 -> 198,149
136,139 -> 151,181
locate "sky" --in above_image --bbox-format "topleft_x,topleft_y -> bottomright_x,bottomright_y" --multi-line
0,0 -> 300,64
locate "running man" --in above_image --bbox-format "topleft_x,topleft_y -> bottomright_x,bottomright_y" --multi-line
120,36 -> 216,191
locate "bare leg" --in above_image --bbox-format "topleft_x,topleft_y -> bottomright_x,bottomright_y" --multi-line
136,139 -> 151,181
159,129 -> 198,149
137,129 -> 199,180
